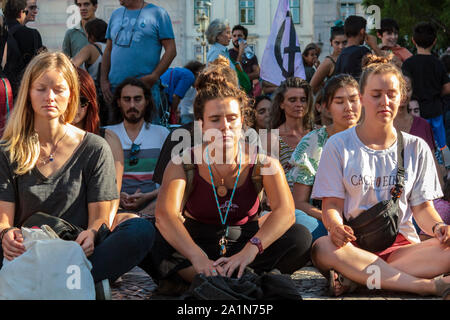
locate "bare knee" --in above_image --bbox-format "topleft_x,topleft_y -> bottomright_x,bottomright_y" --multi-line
311,236 -> 338,271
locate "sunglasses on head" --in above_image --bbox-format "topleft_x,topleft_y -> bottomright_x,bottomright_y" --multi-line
80,96 -> 89,108
129,143 -> 140,166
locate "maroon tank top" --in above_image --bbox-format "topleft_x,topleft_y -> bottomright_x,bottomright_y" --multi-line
184,162 -> 261,226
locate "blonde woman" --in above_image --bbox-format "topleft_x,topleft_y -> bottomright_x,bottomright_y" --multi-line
0,52 -> 154,298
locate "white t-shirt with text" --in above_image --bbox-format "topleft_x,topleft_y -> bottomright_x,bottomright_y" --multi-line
311,127 -> 443,244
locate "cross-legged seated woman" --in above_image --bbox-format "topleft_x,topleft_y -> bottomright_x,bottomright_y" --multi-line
310,55 -> 450,299
0,52 -> 154,292
145,62 -> 312,289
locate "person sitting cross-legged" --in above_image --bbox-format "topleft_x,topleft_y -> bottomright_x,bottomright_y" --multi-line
106,78 -> 169,218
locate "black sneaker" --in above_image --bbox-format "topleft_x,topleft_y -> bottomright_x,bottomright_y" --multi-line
95,279 -> 112,300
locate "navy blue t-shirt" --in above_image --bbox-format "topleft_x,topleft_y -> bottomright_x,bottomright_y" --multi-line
334,45 -> 371,80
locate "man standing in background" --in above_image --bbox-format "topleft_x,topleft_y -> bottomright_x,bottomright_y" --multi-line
101,0 -> 176,125
62,0 -> 97,58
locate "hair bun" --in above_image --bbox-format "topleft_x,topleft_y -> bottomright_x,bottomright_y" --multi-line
194,56 -> 238,91
333,20 -> 344,28
362,53 -> 395,69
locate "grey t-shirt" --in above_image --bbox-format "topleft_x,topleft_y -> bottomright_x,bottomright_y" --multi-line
0,133 -> 119,229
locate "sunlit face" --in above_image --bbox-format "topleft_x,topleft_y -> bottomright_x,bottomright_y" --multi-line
255,99 -> 271,130
331,35 -> 347,56
76,0 -> 97,21
25,0 -> 38,22
361,72 -> 402,125
281,88 -> 308,120
217,26 -> 232,46
327,86 -> 361,130
232,29 -> 245,48
380,30 -> 398,48
30,69 -> 71,121
201,98 -> 242,150
118,85 -> 148,124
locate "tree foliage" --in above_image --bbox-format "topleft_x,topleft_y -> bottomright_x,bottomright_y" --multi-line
362,0 -> 450,53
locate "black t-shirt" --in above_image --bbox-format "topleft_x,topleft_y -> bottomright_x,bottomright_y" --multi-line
6,19 -> 43,66
334,45 -> 371,80
402,55 -> 450,119
228,48 -> 259,77
152,122 -> 195,185
0,133 -> 118,229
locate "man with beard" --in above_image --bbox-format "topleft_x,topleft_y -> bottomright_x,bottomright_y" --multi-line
106,78 -> 169,217
228,24 -> 259,94
63,0 -> 98,58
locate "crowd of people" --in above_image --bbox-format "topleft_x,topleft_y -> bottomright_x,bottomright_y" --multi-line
0,0 -> 449,300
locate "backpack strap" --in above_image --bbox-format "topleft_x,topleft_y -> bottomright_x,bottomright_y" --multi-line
180,158 -> 195,215
251,152 -> 265,204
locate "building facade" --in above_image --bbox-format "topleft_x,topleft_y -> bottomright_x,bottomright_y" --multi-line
27,0 -> 365,67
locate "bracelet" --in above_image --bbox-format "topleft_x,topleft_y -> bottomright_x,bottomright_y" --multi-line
0,227 -> 18,242
432,222 -> 445,234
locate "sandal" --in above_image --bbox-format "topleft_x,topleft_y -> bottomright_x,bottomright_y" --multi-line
328,269 -> 359,297
434,275 -> 450,300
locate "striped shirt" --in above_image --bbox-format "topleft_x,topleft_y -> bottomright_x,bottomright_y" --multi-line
106,122 -> 170,194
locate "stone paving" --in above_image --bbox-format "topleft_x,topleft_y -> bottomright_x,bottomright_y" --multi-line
111,266 -> 440,300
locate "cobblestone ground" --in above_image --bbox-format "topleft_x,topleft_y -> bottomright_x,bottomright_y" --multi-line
111,266 -> 440,300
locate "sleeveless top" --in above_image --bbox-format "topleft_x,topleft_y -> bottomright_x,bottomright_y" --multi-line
86,42 -> 105,82
184,161 -> 260,226
325,55 -> 336,79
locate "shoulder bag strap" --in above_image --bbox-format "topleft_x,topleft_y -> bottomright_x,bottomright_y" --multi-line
391,129 -> 405,200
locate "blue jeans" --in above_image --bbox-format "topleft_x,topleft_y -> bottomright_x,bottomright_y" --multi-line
0,218 -> 155,283
89,218 -> 155,282
295,209 -> 327,241
427,115 -> 447,149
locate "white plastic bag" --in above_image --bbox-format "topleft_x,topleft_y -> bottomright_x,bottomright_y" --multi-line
0,226 -> 95,300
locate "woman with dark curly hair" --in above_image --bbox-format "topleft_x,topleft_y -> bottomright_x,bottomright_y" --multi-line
145,60 -> 312,291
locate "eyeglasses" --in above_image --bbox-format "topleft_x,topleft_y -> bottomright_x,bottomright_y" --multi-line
80,96 -> 90,108
28,5 -> 39,11
129,143 -> 140,166
114,5 -> 145,48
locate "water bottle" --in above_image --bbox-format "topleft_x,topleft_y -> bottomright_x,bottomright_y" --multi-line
238,38 -> 254,60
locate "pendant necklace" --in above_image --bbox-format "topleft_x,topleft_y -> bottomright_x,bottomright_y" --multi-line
39,127 -> 68,165
206,142 -> 242,256
212,163 -> 239,198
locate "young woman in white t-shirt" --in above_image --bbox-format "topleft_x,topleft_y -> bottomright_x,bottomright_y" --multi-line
310,55 -> 450,298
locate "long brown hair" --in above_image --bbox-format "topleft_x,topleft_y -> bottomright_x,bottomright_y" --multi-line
269,77 -> 314,130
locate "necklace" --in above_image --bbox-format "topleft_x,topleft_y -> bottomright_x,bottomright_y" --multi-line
206,142 -> 242,256
39,127 -> 68,165
212,162 -> 239,198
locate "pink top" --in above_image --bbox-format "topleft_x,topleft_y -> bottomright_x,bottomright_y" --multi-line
409,116 -> 435,152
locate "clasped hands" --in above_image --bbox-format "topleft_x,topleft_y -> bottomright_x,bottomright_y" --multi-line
191,244 -> 259,279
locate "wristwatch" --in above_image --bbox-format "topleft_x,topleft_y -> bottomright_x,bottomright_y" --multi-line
249,237 -> 264,255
